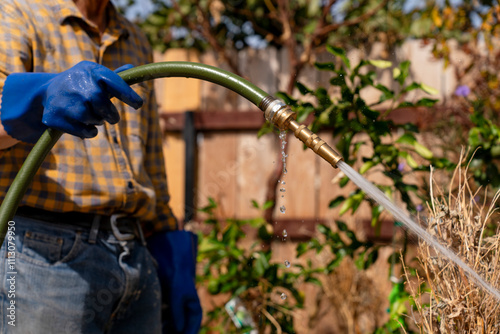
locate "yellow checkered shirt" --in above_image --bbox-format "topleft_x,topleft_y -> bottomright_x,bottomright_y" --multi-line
0,0 -> 178,234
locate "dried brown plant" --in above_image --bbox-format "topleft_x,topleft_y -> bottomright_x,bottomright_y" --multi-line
403,157 -> 500,333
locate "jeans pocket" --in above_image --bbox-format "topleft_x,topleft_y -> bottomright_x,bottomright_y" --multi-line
19,230 -> 80,266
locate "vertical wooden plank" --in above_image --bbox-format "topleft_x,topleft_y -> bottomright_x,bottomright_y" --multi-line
235,48 -> 281,219
276,133 -> 316,218
162,134 -> 185,220
197,132 -> 238,218
236,132 -> 278,218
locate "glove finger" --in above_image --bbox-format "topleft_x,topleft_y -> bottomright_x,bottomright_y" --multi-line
43,103 -> 101,136
114,64 -> 134,74
89,95 -> 120,124
94,67 -> 143,109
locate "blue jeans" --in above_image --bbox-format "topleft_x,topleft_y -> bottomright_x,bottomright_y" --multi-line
0,215 -> 161,333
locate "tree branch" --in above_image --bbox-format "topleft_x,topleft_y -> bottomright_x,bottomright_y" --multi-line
315,0 -> 388,37
172,0 -> 241,75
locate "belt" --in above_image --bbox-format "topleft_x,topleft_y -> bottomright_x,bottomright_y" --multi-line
15,206 -> 145,244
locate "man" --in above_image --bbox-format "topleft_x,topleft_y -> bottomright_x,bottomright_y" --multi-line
0,0 -> 201,333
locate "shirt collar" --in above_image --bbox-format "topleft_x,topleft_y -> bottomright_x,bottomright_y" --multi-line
55,0 -> 130,39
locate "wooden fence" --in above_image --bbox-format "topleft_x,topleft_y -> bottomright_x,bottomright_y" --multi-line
153,42 -> 459,239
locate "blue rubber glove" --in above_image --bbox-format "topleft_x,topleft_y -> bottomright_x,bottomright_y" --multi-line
147,230 -> 202,334
1,61 -> 143,143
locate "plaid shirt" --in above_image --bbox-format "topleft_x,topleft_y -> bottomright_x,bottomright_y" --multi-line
0,0 -> 178,234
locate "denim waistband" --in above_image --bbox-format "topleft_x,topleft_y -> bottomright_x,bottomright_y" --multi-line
15,206 -> 146,245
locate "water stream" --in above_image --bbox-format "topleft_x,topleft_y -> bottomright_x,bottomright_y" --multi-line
336,160 -> 500,300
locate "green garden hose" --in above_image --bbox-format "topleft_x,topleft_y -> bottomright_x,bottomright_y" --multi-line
0,62 -> 271,246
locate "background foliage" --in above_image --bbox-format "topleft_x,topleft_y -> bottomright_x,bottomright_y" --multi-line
114,0 -> 500,332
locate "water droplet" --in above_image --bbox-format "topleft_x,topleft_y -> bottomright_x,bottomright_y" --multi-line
281,181 -> 286,185
280,206 -> 286,214
280,188 -> 286,192
283,168 -> 287,174
280,293 -> 287,300
282,229 -> 288,237
284,260 -> 291,268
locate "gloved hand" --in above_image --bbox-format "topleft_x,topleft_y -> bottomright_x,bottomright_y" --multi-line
1,61 -> 143,143
147,230 -> 202,334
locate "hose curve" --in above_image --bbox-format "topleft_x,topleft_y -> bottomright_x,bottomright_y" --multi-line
0,62 -> 271,245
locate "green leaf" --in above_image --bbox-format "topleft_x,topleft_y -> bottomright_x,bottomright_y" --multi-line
414,142 -> 433,159
396,133 -> 417,145
336,220 -> 348,232
296,243 -> 309,257
339,197 -> 353,215
303,19 -> 318,34
318,105 -> 333,124
374,84 -> 394,103
400,152 -> 418,168
251,200 -> 259,209
397,101 -> 415,108
360,106 -> 380,120
371,205 -> 384,227
262,200 -> 274,210
395,60 -> 410,85
314,61 -> 336,71
296,82 -> 313,95
257,122 -> 274,138
326,45 -> 350,69
254,253 -> 269,276
393,67 -> 401,79
327,252 -> 346,271
276,91 -> 298,105
329,196 -> 346,208
420,83 -> 439,95
416,98 -> 438,107
199,197 -> 217,213
330,75 -> 345,87
198,238 -> 224,253
359,161 -> 375,174
368,59 -> 392,69
339,176 -> 350,187
401,82 -> 421,94
305,277 -> 322,286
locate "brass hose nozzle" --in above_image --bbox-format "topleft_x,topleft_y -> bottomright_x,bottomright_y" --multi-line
260,96 -> 343,168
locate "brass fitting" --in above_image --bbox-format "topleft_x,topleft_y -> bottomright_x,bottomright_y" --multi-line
287,120 -> 343,168
260,96 -> 343,168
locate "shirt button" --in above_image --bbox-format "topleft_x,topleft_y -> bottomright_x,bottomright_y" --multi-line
113,136 -> 118,144
127,181 -> 134,189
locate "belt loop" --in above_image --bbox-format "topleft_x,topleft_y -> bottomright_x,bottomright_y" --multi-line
110,214 -> 135,241
89,215 -> 101,244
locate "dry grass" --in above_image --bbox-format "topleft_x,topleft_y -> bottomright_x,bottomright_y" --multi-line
403,158 -> 500,333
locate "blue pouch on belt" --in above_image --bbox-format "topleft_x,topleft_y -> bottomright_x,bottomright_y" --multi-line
147,230 -> 202,334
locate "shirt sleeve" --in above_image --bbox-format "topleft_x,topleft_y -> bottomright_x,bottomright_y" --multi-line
0,2 -> 32,149
0,2 -> 33,84
143,82 -> 179,234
